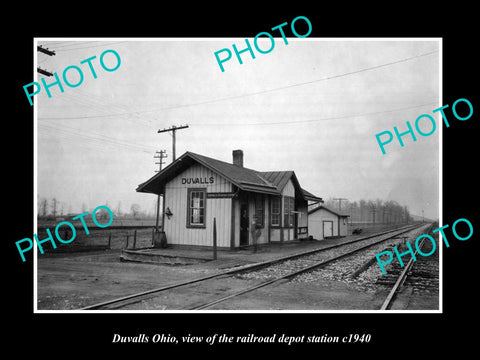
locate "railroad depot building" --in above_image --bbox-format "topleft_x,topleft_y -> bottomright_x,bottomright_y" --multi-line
308,205 -> 349,240
136,150 -> 323,249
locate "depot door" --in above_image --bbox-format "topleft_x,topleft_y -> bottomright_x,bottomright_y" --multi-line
240,202 -> 249,246
323,221 -> 333,238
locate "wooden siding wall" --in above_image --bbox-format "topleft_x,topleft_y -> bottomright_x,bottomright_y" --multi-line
232,198 -> 240,247
282,180 -> 295,197
339,217 -> 348,236
164,163 -> 232,247
297,201 -> 309,239
282,179 -> 295,241
308,209 -> 339,240
251,193 -> 268,245
262,195 -> 270,243
297,202 -> 308,228
269,179 -> 295,242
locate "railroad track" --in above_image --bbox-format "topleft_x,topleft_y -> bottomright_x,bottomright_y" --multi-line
81,223 -> 425,310
379,223 -> 438,310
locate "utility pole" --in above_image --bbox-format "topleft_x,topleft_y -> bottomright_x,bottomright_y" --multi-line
154,150 -> 167,173
370,205 -> 377,228
157,125 -> 189,161
37,45 -> 56,56
52,198 -> 57,218
37,45 -> 55,76
154,150 -> 167,232
333,197 -> 348,212
349,203 -> 354,228
37,67 -> 53,77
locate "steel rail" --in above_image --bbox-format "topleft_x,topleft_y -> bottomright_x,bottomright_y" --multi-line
81,223 -> 421,310
379,224 -> 435,310
191,224 -> 427,310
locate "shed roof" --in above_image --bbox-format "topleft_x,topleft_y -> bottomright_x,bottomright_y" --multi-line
308,205 -> 349,217
136,151 -> 323,202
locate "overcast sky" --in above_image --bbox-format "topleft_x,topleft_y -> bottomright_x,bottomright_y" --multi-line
35,38 -> 440,219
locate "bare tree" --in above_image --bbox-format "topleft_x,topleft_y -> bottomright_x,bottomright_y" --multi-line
130,204 -> 141,219
51,198 -> 57,218
95,207 -> 110,220
39,198 -> 48,217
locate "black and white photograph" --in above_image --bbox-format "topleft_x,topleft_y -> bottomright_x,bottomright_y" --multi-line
6,7 -> 478,355
33,38 -> 441,312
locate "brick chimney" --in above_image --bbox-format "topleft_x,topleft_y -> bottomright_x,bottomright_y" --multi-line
232,149 -> 244,167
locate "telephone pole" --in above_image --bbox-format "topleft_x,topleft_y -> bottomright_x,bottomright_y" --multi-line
37,67 -> 53,77
52,198 -> 57,218
154,150 -> 167,231
37,45 -> 55,76
154,150 -> 167,173
37,45 -> 56,56
370,205 -> 377,228
333,197 -> 348,212
157,124 -> 189,161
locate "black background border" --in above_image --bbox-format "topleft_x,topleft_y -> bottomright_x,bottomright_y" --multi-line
6,5 -> 478,355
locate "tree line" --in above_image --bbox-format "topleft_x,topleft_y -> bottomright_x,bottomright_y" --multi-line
318,198 -> 413,225
37,197 -> 157,220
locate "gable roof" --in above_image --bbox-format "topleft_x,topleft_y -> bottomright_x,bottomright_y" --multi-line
260,171 -> 322,202
308,205 -> 349,217
136,151 -> 323,202
260,171 -> 294,191
301,188 -> 324,202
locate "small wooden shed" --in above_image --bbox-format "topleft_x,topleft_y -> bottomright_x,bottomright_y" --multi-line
308,205 -> 349,240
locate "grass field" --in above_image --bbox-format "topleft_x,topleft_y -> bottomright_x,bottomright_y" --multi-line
37,218 -> 157,229
36,220 -> 159,252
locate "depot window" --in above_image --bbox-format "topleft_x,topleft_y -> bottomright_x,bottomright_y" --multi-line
283,196 -> 295,227
187,188 -> 206,228
255,195 -> 264,228
271,197 -> 281,226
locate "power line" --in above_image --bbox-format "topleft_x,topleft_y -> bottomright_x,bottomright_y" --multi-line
158,125 -> 189,161
37,101 -> 437,128
42,41 -> 104,49
38,123 -> 156,153
54,41 -> 127,52
140,49 -> 439,115
197,101 -> 438,126
73,89 -> 157,126
37,50 -> 439,121
49,91 -> 156,129
38,41 -> 73,47
57,92 -> 153,127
